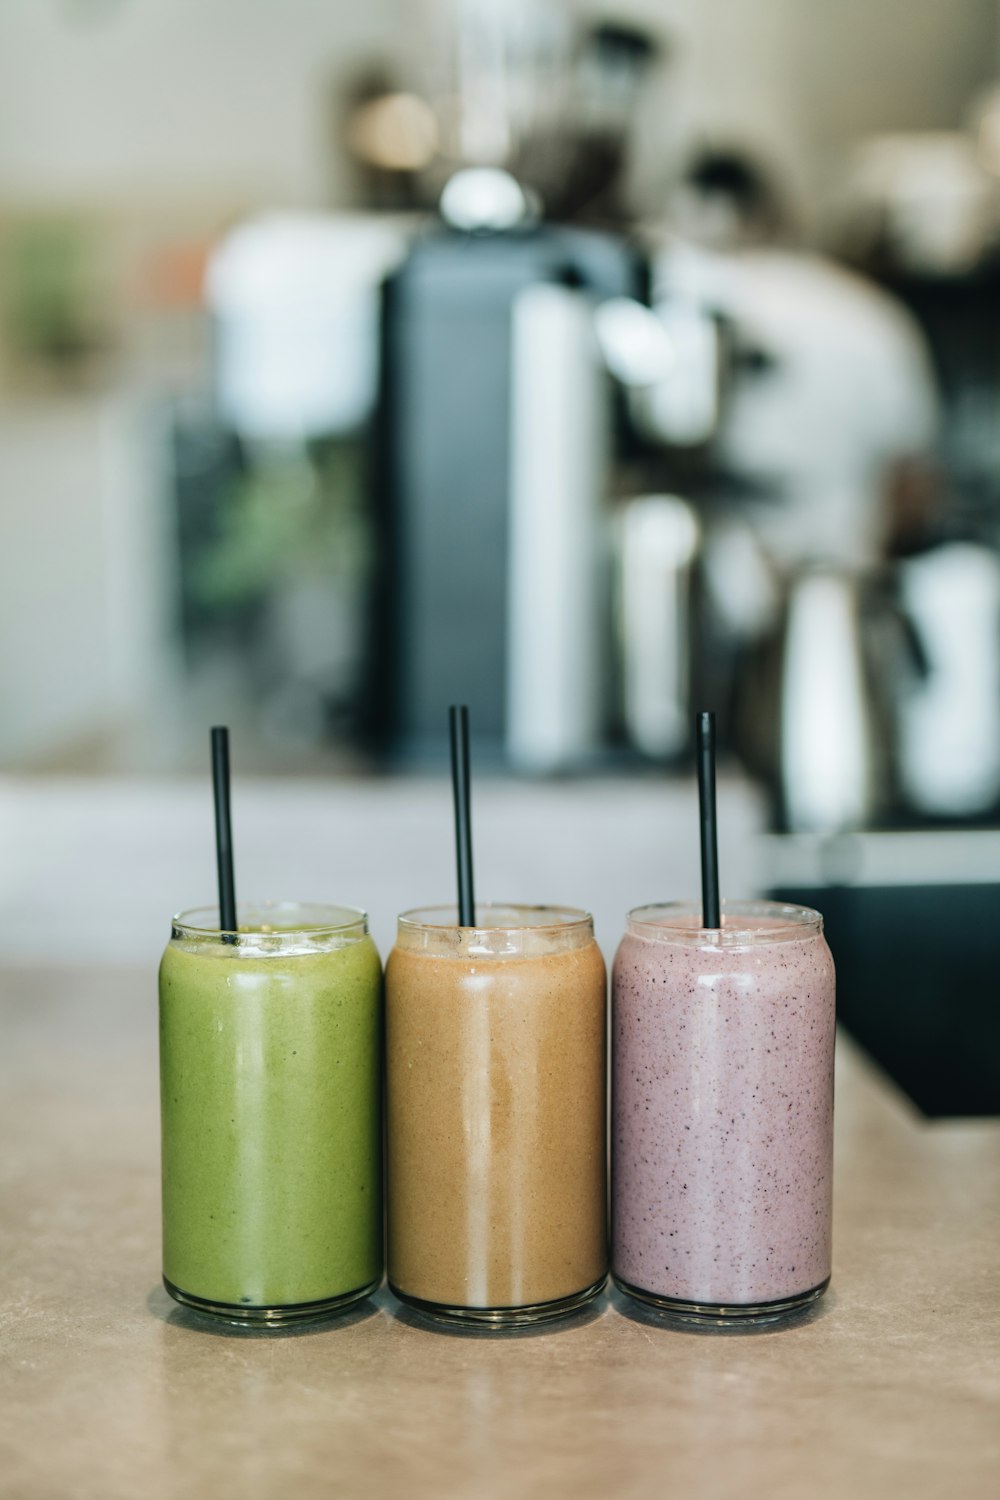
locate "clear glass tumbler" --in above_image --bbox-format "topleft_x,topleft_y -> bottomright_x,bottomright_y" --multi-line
386,904 -> 607,1325
159,901 -> 383,1323
612,900 -> 835,1323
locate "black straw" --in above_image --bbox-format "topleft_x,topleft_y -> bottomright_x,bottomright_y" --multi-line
211,726 -> 238,939
449,704 -> 476,927
696,710 -> 721,929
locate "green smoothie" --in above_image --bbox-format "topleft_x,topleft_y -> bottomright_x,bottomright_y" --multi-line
159,902 -> 382,1319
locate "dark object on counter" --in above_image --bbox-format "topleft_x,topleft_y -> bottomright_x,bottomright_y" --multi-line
771,878 -> 1000,1117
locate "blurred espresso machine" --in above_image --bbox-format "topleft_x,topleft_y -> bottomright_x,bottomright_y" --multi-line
371,221 -> 642,766
367,2 -> 656,767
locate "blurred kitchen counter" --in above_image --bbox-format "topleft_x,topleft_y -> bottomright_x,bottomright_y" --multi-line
2,963 -> 998,1500
0,771 -> 767,962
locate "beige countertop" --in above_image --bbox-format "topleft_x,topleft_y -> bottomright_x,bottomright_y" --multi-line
2,964 -> 999,1500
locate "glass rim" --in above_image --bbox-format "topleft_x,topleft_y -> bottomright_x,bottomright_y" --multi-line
171,900 -> 368,939
626,899 -> 823,946
397,902 -> 593,936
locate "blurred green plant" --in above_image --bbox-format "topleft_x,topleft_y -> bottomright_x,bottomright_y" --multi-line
191,441 -> 371,609
2,217 -> 100,364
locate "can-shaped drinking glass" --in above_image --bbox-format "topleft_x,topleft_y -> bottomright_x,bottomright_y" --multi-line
612,900 -> 835,1322
159,901 -> 383,1323
386,904 -> 607,1325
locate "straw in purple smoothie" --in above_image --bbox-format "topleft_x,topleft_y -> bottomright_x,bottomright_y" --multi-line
696,709 -> 721,929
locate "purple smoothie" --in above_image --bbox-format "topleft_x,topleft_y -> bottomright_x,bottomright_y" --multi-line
612,902 -> 835,1314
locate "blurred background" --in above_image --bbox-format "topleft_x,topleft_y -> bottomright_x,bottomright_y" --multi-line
2,0 -> 999,1111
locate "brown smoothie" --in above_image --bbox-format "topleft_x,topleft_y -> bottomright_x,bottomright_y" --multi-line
386,906 -> 607,1315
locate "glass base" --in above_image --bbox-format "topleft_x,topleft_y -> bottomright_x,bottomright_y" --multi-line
390,1275 -> 606,1328
163,1274 -> 380,1326
613,1273 -> 830,1326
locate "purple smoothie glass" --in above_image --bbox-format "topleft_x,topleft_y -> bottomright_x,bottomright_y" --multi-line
612,900 -> 835,1323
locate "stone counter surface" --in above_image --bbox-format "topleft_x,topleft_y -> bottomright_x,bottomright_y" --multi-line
2,965 -> 998,1500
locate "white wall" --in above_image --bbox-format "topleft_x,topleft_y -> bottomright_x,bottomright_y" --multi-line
0,0 -> 404,208
0,397 -> 178,766
627,0 -> 999,223
0,401 -> 112,761
0,0 -> 992,221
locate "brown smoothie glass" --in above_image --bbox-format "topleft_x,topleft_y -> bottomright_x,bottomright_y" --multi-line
386,904 -> 608,1325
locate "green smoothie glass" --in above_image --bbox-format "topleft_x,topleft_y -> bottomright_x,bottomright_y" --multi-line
159,901 -> 383,1324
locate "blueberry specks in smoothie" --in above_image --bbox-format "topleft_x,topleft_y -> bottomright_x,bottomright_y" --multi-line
612,914 -> 835,1308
